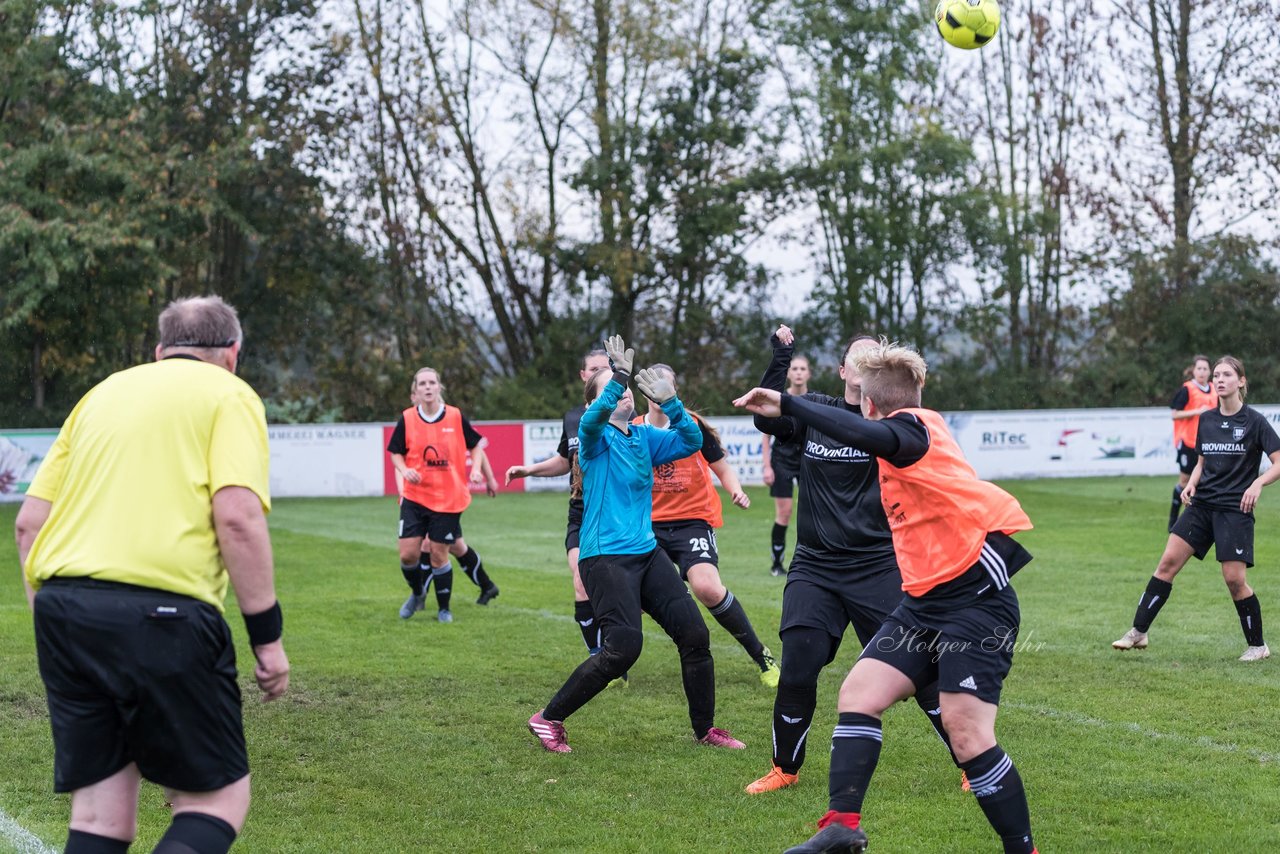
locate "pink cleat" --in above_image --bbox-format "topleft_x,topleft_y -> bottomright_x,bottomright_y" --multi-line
528,710 -> 572,753
697,727 -> 746,749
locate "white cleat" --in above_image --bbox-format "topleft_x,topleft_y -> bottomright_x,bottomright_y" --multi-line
1239,644 -> 1270,662
1112,628 -> 1148,650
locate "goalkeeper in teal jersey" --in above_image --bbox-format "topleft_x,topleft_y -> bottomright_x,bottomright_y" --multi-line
527,335 -> 747,753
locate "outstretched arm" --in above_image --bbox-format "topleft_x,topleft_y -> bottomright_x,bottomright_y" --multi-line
506,454 -> 571,484
735,389 -> 910,459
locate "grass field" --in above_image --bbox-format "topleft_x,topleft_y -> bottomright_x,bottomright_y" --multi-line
3,476 -> 1280,853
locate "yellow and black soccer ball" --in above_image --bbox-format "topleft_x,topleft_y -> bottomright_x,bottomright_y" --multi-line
935,0 -> 1001,50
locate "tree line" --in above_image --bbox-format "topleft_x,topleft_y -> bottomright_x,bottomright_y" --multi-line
3,0 -> 1279,426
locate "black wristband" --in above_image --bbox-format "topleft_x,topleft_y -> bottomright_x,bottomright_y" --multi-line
243,601 -> 283,646
610,368 -> 631,386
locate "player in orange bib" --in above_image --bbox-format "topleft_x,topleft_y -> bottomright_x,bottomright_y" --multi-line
735,341 -> 1038,854
1168,354 -> 1217,531
388,367 -> 499,623
636,365 -> 779,687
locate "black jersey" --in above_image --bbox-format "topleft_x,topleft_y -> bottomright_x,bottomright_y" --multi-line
557,404 -> 588,522
1193,405 -> 1280,510
769,430 -> 803,471
754,337 -> 895,570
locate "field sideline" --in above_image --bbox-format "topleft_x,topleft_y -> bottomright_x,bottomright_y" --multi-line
3,476 -> 1279,852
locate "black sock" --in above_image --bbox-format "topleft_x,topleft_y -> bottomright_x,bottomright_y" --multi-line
914,687 -> 959,766
961,745 -> 1034,854
1235,594 -> 1264,646
1133,577 -> 1173,632
1169,486 -> 1183,530
773,681 -> 817,774
457,547 -> 492,589
828,712 -> 882,813
574,599 -> 600,653
431,565 -> 453,611
708,591 -> 765,662
417,555 -> 433,597
64,830 -> 130,854
401,563 -> 424,595
771,523 -> 787,568
153,813 -> 237,854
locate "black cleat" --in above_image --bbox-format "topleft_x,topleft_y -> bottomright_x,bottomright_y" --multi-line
476,583 -> 500,606
782,824 -> 868,854
770,564 -> 785,577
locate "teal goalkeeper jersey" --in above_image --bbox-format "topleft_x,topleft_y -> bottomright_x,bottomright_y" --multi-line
578,378 -> 702,559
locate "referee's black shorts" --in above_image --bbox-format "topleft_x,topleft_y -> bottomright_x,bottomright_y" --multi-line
34,578 -> 249,793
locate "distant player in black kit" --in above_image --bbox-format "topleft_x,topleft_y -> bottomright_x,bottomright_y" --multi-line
744,326 -> 956,795
1115,355 -> 1280,661
763,354 -> 810,575
506,348 -> 617,661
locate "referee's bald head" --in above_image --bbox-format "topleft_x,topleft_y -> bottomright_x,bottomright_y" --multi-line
157,296 -> 243,370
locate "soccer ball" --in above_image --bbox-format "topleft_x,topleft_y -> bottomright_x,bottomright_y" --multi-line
935,0 -> 1000,50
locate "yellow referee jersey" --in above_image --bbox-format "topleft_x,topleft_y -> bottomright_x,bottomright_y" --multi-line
24,357 -> 271,610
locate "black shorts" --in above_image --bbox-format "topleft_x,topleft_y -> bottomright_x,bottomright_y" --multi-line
858,535 -> 1031,706
579,549 -> 705,640
34,579 -> 248,793
1172,502 -> 1255,566
780,553 -> 905,657
769,461 -> 800,499
565,499 -> 584,552
398,497 -> 463,544
653,521 -> 719,578
1176,441 -> 1200,476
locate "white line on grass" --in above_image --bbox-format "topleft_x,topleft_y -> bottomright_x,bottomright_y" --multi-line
1005,701 -> 1279,764
0,807 -> 57,854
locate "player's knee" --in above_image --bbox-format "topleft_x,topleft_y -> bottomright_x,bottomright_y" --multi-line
670,615 -> 710,652
598,627 -> 643,673
688,575 -> 723,606
939,715 -> 993,762
1225,578 -> 1251,599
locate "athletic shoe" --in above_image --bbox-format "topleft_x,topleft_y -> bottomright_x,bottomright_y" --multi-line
770,564 -> 785,577
1239,644 -> 1270,662
1111,628 -> 1148,650
759,648 -> 781,689
960,771 -> 971,792
476,583 -> 500,606
782,822 -> 868,854
745,765 -> 798,794
528,710 -> 571,753
437,609 -> 454,624
399,593 -> 425,619
697,727 -> 745,749
607,672 -> 630,690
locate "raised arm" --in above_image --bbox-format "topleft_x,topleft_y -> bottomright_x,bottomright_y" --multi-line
755,326 -> 800,442
579,374 -> 629,460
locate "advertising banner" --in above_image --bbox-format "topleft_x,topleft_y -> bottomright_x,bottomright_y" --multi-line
0,431 -> 58,502
269,424 -> 386,498
6,404 -> 1280,503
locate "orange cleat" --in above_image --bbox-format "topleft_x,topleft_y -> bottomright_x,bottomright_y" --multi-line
746,764 -> 799,794
961,771 -> 971,792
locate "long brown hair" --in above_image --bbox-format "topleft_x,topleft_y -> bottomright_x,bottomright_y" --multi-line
1214,355 -> 1247,400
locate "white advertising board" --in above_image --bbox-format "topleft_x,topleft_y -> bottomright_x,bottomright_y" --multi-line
521,419 -> 568,493
267,423 -> 386,497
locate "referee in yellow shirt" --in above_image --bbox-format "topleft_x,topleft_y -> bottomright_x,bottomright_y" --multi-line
14,296 -> 289,854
